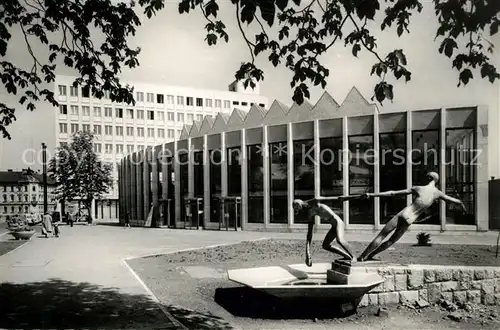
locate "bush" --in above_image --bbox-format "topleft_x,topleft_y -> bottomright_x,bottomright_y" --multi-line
416,232 -> 432,246
6,215 -> 31,232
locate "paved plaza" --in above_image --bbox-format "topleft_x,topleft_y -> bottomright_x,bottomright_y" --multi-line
0,224 -> 498,328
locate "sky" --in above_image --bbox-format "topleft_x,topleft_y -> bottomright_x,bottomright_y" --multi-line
0,1 -> 499,175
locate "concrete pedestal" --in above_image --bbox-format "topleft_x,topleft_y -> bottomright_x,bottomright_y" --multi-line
327,260 -> 387,285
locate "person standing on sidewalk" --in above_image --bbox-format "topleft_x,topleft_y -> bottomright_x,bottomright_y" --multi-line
68,212 -> 74,227
42,212 -> 53,238
124,212 -> 131,228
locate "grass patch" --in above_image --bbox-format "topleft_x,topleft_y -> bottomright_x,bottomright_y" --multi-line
0,240 -> 27,257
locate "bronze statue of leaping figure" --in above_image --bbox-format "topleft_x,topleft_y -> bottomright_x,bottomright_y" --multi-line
358,172 -> 467,261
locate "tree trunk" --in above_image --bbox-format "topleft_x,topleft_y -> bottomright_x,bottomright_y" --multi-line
61,200 -> 66,223
85,199 -> 93,224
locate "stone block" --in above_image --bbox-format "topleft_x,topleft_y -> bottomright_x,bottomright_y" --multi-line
457,270 -> 473,290
424,269 -> 435,283
428,283 -> 442,304
392,266 -> 408,274
453,291 -> 467,306
435,269 -> 453,282
399,290 -> 419,303
419,289 -> 428,302
395,274 -> 407,291
441,292 -> 453,302
378,292 -> 400,305
368,293 -> 379,305
474,269 -> 487,280
495,293 -> 500,306
377,267 -> 395,276
359,294 -> 369,307
481,279 -> 495,305
494,269 -> 500,278
452,270 -> 461,281
408,269 -> 424,290
485,269 -> 495,279
441,281 -> 459,292
471,280 -> 482,290
467,290 -> 481,304
383,275 -> 395,292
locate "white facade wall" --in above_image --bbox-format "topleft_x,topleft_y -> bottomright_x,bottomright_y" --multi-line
53,75 -> 269,219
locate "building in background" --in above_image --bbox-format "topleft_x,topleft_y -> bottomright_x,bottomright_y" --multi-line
54,75 -> 269,221
119,87 -> 491,232
0,168 -> 57,221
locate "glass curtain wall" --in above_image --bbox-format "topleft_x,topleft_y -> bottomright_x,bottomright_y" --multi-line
209,149 -> 222,223
247,144 -> 264,223
319,137 -> 343,223
379,132 -> 407,224
348,135 -> 375,224
293,139 -> 315,223
179,152 -> 188,224
412,130 -> 440,224
227,147 -> 242,196
445,128 -> 475,225
166,156 -> 175,226
193,151 -> 204,197
269,142 -> 288,224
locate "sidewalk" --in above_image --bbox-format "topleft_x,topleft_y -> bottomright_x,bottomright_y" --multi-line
0,225 -> 498,329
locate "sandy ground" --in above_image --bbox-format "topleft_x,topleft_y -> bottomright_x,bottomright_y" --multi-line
128,239 -> 500,329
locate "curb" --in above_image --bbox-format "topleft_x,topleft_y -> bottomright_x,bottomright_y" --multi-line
122,237 -> 271,329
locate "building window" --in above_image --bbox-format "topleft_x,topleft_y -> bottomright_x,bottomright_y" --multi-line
94,125 -> 102,135
104,107 -> 112,117
126,127 -> 134,136
105,144 -> 113,154
215,99 -> 221,108
157,94 -> 164,104
177,113 -> 184,122
58,85 -> 67,96
127,145 -> 134,153
176,96 -> 184,106
259,103 -> 265,107
167,112 -> 175,121
70,105 -> 79,115
167,95 -> 174,104
94,143 -> 102,153
104,90 -> 110,99
269,141 -> 287,224
187,114 -> 194,122
115,108 -> 123,118
137,110 -> 144,119
116,144 -> 124,154
167,129 -> 175,138
196,114 -> 203,121
82,86 -> 90,98
126,109 -> 134,119
233,101 -> 239,105
196,97 -> 203,107
177,129 -> 181,137
81,106 -> 90,116
205,99 -> 213,107
82,124 -> 90,132
93,107 -> 101,117
70,86 -> 78,97
59,105 -> 67,115
137,145 -> 145,151
224,100 -> 230,108
60,142 -> 68,148
146,93 -> 154,103
105,125 -> 113,135
186,97 -> 193,106
59,123 -> 67,134
147,128 -> 154,138
158,128 -> 165,138
116,126 -> 123,136
136,92 -> 144,102
157,111 -> 164,121
71,124 -> 79,134
293,139 -> 315,223
147,110 -> 155,120
242,102 -> 248,106
137,127 -> 144,137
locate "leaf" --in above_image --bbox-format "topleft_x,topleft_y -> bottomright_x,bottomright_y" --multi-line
352,43 -> 361,57
490,21 -> 499,36
276,0 -> 289,11
259,0 -> 276,26
397,25 -> 403,37
241,3 -> 257,24
459,69 -> 473,85
205,33 -> 217,46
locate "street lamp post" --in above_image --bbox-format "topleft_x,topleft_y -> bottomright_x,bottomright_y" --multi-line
42,143 -> 48,214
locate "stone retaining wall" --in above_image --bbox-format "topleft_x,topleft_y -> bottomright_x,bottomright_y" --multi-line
359,265 -> 500,307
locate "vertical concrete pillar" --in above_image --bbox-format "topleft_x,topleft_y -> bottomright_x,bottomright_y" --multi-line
313,120 -> 320,226
143,148 -> 151,222
221,132 -> 228,198
162,144 -> 168,200
136,151 -> 143,223
240,129 -> 248,229
439,108 -> 447,232
151,149 -> 159,205
174,140 -> 181,223
117,162 -> 123,222
188,138 -> 194,199
476,105 -> 489,231
263,126 -> 270,227
342,116 -> 350,227
203,134 -> 210,226
406,111 -> 413,206
130,154 -> 136,220
287,123 -> 294,226
373,112 -> 381,230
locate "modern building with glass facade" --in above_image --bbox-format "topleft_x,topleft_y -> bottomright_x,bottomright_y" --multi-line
118,87 -> 490,232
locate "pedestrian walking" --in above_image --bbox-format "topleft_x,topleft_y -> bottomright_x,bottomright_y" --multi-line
42,212 -> 53,238
68,212 -> 74,227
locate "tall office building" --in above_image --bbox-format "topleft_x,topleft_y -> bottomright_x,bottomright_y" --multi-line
54,75 -> 269,220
